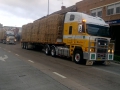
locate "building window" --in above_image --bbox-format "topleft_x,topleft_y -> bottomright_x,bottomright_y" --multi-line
97,11 -> 102,17
91,8 -> 102,17
107,4 -> 115,15
116,7 -> 120,13
70,15 -> 75,21
107,2 -> 120,15
107,8 -> 114,15
115,3 -> 120,14
91,12 -> 96,17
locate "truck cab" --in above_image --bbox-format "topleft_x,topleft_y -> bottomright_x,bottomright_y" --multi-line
5,30 -> 16,44
62,12 -> 114,65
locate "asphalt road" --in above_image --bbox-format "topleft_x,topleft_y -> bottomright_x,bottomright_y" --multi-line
0,42 -> 120,90
0,44 -> 70,90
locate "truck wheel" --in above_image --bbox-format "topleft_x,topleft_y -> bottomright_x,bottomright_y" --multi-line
73,50 -> 83,64
45,47 -> 50,55
51,47 -> 56,57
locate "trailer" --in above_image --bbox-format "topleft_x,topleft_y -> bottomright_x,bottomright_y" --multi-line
21,12 -> 114,65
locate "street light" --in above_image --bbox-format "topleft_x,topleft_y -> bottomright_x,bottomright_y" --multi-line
48,0 -> 49,15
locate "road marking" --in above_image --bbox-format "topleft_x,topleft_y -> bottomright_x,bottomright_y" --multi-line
0,55 -> 8,61
4,49 -> 6,50
15,54 -> 19,56
8,51 -> 11,52
53,72 -> 66,78
28,60 -> 34,63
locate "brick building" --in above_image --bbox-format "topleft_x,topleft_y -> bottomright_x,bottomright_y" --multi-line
76,0 -> 120,54
51,5 -> 77,15
50,0 -> 120,53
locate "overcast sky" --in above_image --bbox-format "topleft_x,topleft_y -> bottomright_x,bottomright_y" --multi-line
0,0 -> 81,27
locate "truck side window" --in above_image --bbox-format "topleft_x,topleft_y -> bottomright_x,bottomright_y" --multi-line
69,26 -> 72,34
70,15 -> 75,21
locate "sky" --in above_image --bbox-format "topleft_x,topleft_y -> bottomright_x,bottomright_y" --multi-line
0,0 -> 81,27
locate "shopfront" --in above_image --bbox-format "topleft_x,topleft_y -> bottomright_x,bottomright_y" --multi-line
106,19 -> 120,54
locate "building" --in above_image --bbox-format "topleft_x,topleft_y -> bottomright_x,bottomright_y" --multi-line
51,5 -> 77,15
76,0 -> 120,54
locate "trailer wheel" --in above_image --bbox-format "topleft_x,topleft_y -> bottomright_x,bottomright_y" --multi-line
45,47 -> 50,55
73,50 -> 83,64
26,43 -> 29,50
51,47 -> 56,57
21,43 -> 24,49
23,43 -> 26,49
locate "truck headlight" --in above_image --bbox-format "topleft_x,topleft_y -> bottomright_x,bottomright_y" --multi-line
108,50 -> 110,53
90,48 -> 94,52
15,39 -> 16,41
108,49 -> 114,53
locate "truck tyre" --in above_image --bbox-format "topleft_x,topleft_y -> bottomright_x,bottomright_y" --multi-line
45,47 -> 50,55
73,50 -> 83,64
51,47 -> 56,57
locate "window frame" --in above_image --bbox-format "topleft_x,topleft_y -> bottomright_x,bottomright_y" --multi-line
106,2 -> 120,16
91,8 -> 102,17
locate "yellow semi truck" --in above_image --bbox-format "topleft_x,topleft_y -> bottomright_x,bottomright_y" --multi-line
21,12 -> 114,65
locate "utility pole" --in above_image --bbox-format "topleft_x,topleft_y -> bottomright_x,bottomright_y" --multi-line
58,0 -> 63,6
48,0 -> 49,15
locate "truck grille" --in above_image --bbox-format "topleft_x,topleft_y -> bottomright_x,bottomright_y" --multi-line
95,38 -> 108,60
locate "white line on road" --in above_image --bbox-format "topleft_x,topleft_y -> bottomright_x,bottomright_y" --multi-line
4,49 -> 6,50
28,60 -> 34,63
15,54 -> 19,56
8,51 -> 11,52
53,72 -> 66,78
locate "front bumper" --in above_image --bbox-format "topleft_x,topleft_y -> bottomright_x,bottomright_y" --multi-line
83,52 -> 114,61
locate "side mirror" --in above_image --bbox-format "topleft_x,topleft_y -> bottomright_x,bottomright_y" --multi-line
78,25 -> 82,33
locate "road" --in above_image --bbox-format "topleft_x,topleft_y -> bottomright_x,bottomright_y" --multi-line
0,43 -> 120,90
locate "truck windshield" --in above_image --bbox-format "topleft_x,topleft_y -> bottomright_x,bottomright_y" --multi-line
86,24 -> 109,37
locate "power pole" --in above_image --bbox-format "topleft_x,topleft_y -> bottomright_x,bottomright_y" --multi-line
48,0 -> 49,15
58,0 -> 63,6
